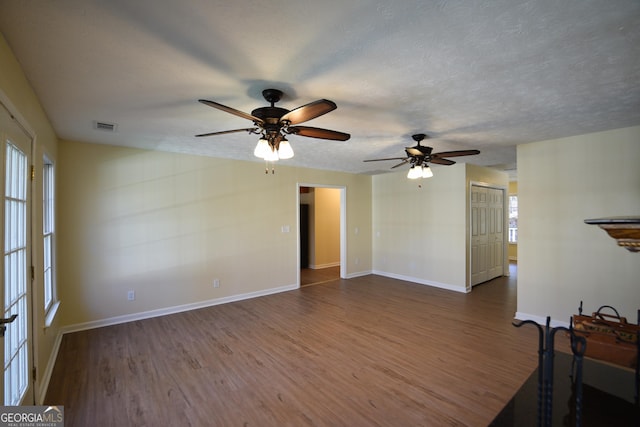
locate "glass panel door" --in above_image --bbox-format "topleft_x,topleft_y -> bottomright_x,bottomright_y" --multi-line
1,103 -> 33,405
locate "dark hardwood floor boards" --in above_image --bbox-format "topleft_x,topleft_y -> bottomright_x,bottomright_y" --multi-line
45,265 -> 539,426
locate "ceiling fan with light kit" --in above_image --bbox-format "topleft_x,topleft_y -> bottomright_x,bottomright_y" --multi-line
196,89 -> 350,172
363,133 -> 480,179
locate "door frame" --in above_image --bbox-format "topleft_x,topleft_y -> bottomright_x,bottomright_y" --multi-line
296,183 -> 347,286
468,181 -> 508,291
0,95 -> 37,405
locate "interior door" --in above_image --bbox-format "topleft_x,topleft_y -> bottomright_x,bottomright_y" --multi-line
471,185 -> 505,287
471,185 -> 488,285
487,187 -> 504,279
1,103 -> 34,405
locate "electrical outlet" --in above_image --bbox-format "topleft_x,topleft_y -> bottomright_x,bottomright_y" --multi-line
213,279 -> 220,288
127,290 -> 135,301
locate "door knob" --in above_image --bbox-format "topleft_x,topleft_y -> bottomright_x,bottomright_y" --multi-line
0,314 -> 18,337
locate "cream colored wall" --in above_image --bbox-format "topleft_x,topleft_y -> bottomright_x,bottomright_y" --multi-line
372,163 -> 507,292
57,140 -> 372,327
0,33 -> 61,403
313,188 -> 340,268
517,126 -> 640,325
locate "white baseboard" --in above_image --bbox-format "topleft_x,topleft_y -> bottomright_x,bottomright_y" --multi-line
308,262 -> 340,269
371,270 -> 468,293
345,270 -> 372,279
514,312 -> 570,329
60,283 -> 298,335
37,331 -> 64,405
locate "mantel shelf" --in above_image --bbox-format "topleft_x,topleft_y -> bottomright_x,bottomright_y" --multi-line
584,216 -> 640,253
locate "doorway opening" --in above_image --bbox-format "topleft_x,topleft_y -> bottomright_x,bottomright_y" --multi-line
297,184 -> 346,287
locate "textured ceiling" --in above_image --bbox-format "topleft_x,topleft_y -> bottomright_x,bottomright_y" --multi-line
1,0 -> 639,178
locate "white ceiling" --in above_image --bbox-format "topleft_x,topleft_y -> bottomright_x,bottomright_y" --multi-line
1,1 -> 639,178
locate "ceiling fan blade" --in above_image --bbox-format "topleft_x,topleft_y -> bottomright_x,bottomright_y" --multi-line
430,158 -> 456,165
195,128 -> 258,137
363,157 -> 407,162
280,99 -> 337,125
391,159 -> 410,169
288,126 -> 350,141
198,99 -> 264,124
433,149 -> 480,158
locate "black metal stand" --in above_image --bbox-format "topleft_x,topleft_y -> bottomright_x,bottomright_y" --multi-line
513,317 -> 587,427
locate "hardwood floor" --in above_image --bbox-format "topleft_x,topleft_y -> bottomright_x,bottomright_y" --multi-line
300,265 -> 340,286
45,264 -> 541,426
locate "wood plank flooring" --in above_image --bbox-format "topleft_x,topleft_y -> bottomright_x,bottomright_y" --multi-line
300,266 -> 340,287
45,264 -> 542,426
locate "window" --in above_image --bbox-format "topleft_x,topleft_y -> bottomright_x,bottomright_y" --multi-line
43,157 -> 57,321
508,195 -> 518,243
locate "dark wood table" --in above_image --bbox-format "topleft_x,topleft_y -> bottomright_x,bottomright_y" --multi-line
490,351 -> 640,426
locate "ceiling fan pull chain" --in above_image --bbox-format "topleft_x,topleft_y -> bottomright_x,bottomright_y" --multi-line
262,159 -> 277,174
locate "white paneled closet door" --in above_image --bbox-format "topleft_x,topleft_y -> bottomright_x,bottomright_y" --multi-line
471,185 -> 504,287
487,187 -> 504,280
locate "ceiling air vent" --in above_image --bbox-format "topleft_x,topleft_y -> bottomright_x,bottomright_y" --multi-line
93,121 -> 117,132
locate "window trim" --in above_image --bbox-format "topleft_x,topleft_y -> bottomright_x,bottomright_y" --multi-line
508,194 -> 518,244
43,156 -> 58,327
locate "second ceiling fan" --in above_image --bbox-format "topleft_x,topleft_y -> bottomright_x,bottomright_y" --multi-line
364,133 -> 480,179
196,88 -> 350,162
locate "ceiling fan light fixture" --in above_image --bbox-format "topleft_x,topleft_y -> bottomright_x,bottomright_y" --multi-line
197,89 -> 349,169
407,165 -> 422,179
278,137 -> 294,159
363,132 -> 480,177
254,137 -> 270,158
263,145 -> 279,162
